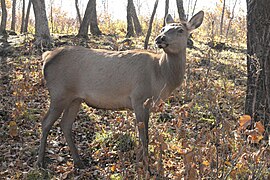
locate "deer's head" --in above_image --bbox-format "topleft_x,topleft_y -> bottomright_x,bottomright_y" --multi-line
155,11 -> 204,54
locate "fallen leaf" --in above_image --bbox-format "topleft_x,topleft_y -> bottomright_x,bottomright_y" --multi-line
246,130 -> 263,143
9,121 -> 18,137
255,121 -> 265,134
202,160 -> 210,166
111,164 -> 116,172
239,115 -> 251,130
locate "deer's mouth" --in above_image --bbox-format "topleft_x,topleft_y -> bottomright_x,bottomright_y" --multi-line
156,43 -> 169,49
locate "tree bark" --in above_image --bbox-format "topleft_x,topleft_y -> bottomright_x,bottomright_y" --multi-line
78,0 -> 101,37
24,0 -> 32,33
163,0 -> 169,26
144,0 -> 159,49
220,0 -> 226,36
0,0 -> 7,35
176,0 -> 186,21
20,0 -> 25,33
245,0 -> 270,131
129,0 -> 142,35
225,0 -> 237,38
11,0 -> 16,31
191,0 -> 197,17
32,0 -> 51,45
75,0 -> 82,25
126,0 -> 135,38
89,0 -> 102,36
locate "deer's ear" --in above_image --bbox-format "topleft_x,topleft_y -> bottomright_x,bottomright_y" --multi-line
165,14 -> 175,25
187,11 -> 204,31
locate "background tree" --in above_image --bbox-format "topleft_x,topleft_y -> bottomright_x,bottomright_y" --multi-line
126,0 -> 135,37
220,0 -> 226,36
20,0 -> 25,33
78,0 -> 102,37
126,0 -> 142,37
0,0 -> 7,35
176,0 -> 186,21
75,0 -> 82,25
32,0 -> 51,45
11,0 -> 16,31
163,0 -> 169,26
245,0 -> 270,132
225,0 -> 237,38
191,0 -> 198,17
144,0 -> 159,49
23,0 -> 32,33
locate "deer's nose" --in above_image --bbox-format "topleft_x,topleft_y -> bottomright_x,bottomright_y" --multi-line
155,35 -> 166,43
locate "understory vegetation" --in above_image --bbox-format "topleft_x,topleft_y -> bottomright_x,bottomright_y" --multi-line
1,11 -> 269,179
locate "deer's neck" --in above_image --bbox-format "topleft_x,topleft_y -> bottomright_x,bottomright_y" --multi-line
159,50 -> 186,93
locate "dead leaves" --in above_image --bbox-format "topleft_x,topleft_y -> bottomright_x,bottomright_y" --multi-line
9,121 -> 18,137
238,115 -> 266,144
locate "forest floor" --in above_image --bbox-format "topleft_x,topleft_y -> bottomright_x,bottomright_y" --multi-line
0,33 -> 269,179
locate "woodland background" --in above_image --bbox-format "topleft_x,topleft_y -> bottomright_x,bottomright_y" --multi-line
0,0 -> 269,179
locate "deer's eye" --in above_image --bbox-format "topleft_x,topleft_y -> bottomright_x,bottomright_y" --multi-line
177,28 -> 184,33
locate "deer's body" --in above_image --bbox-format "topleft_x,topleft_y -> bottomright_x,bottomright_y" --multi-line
43,47 -> 183,110
37,11 -> 204,168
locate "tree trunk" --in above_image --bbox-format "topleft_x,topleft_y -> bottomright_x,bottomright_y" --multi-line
163,0 -> 169,26
191,0 -> 197,17
24,0 -> 32,33
20,0 -> 25,33
144,0 -> 159,49
11,0 -> 16,31
0,0 -> 7,35
78,0 -> 101,37
245,0 -> 270,132
220,0 -> 226,37
89,0 -> 102,36
75,0 -> 82,25
225,0 -> 237,38
126,0 -> 135,38
32,0 -> 51,45
176,0 -> 186,21
129,0 -> 142,35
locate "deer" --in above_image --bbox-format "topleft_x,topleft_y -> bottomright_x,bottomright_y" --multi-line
36,11 -> 204,169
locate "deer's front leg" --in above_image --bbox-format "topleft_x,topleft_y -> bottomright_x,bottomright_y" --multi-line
133,102 -> 150,167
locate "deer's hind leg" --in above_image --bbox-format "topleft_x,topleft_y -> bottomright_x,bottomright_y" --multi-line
60,98 -> 83,168
37,97 -> 69,168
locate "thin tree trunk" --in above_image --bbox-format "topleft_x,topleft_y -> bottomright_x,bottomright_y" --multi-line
32,0 -> 51,45
225,0 -> 237,38
191,0 -> 197,17
20,0 -> 25,34
144,0 -> 159,49
24,0 -> 32,33
89,0 -> 102,36
11,0 -> 16,31
126,0 -> 135,38
129,0 -> 142,35
77,1 -> 91,37
176,0 -> 186,21
0,0 -> 7,35
50,2 -> 53,33
78,0 -> 101,37
75,0 -> 82,25
245,0 -> 270,131
187,0 -> 192,19
163,0 -> 169,26
220,0 -> 226,37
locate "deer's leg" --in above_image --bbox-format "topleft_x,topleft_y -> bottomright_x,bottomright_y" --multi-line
132,102 -> 150,166
60,99 -> 83,168
37,100 -> 66,168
